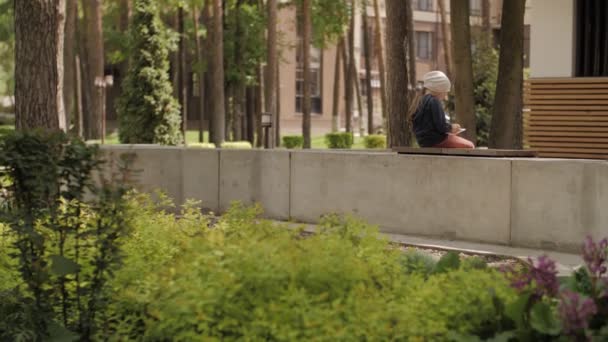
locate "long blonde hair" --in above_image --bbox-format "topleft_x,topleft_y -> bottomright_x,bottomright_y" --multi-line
407,89 -> 426,130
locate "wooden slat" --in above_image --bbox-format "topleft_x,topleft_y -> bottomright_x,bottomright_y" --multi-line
527,136 -> 608,143
525,121 -> 608,127
524,105 -> 608,110
525,111 -> 608,116
524,116 -> 608,121
534,147 -> 608,154
536,152 -> 608,159
525,84 -> 608,89
527,100 -> 608,105
526,131 -> 608,137
525,126 -> 608,132
528,142 -> 608,148
527,94 -> 608,100
525,89 -> 608,95
529,77 -> 608,83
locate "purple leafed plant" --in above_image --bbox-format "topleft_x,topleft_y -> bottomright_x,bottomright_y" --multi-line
558,290 -> 597,336
503,255 -> 559,298
582,236 -> 608,279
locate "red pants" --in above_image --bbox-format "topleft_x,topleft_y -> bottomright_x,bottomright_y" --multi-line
434,134 -> 475,148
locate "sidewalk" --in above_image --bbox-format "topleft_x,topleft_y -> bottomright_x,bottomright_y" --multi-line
279,221 -> 583,276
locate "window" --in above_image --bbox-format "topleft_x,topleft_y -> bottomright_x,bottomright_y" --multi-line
575,0 -> 608,76
416,31 -> 433,60
295,41 -> 323,114
416,0 -> 433,11
470,0 -> 482,16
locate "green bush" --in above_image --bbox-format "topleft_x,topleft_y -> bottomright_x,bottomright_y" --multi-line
116,0 -> 183,145
282,135 -> 304,149
325,132 -> 353,149
188,142 -> 216,149
221,141 -> 253,149
363,134 -> 387,149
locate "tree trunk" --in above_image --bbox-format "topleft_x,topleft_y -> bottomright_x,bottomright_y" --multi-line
437,0 -> 452,79
75,55 -> 84,137
385,0 -> 409,147
64,0 -> 77,131
210,0 -> 226,145
118,0 -> 132,95
353,64 -> 364,137
170,13 -> 179,99
302,0 -> 312,148
489,0 -> 525,149
178,6 -> 187,143
331,39 -> 342,132
482,0 -> 491,41
192,6 -> 206,143
405,0 -> 417,93
275,62 -> 281,146
266,0 -> 278,147
372,0 -> 387,124
82,0 -> 104,139
14,0 -> 66,130
341,41 -> 350,133
246,86 -> 255,144
203,1 -> 212,142
450,0 -> 476,143
255,67 -> 263,147
345,0 -> 356,133
362,1 -> 374,135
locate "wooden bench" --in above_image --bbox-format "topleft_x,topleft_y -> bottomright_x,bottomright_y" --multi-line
392,147 -> 538,158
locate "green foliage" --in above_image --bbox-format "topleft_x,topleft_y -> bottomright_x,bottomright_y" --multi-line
325,132 -> 354,149
0,0 -> 14,97
363,134 -> 387,149
282,135 -> 304,149
311,0 -> 350,47
116,0 -> 183,145
399,248 -> 437,277
0,130 -> 132,341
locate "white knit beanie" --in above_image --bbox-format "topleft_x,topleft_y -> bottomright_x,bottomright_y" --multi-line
423,71 -> 451,93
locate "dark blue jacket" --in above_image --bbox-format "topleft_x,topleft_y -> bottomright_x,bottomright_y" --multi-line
412,94 -> 451,147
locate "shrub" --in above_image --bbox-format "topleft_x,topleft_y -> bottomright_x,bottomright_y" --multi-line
116,0 -> 183,145
0,130 -> 132,341
188,142 -> 216,149
363,134 -> 387,149
221,141 -> 253,149
325,132 -> 353,149
282,135 -> 304,149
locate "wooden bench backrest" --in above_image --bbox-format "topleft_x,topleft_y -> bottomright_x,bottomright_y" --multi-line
524,77 -> 608,159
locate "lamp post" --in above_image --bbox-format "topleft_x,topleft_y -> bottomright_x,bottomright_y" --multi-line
261,111 -> 272,149
94,75 -> 114,144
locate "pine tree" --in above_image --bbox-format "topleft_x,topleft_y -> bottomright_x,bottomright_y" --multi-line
116,0 -> 182,145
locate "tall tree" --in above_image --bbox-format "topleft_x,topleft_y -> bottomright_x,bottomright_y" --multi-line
344,0 -> 356,133
437,0 -> 452,79
82,0 -> 104,139
362,0 -> 374,134
372,0 -> 387,123
266,0 -> 278,147
118,0 -> 132,83
450,0 -> 476,143
14,0 -> 66,130
489,0 -> 526,149
192,5 -> 205,143
385,0 -> 409,147
331,39 -> 342,132
301,0 -> 312,148
178,6 -> 187,143
405,0 -> 416,93
274,61 -> 281,146
117,0 -> 182,145
209,0 -> 226,145
64,0 -> 77,130
482,0 -> 491,39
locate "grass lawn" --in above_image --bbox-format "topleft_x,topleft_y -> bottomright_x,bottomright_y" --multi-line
0,125 -> 368,149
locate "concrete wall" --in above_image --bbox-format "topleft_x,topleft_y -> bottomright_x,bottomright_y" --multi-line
530,0 -> 575,77
99,146 -> 608,253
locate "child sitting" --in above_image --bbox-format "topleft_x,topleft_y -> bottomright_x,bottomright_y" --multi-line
410,71 -> 475,149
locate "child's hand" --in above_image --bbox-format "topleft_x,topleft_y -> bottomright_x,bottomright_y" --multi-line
451,124 -> 461,133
